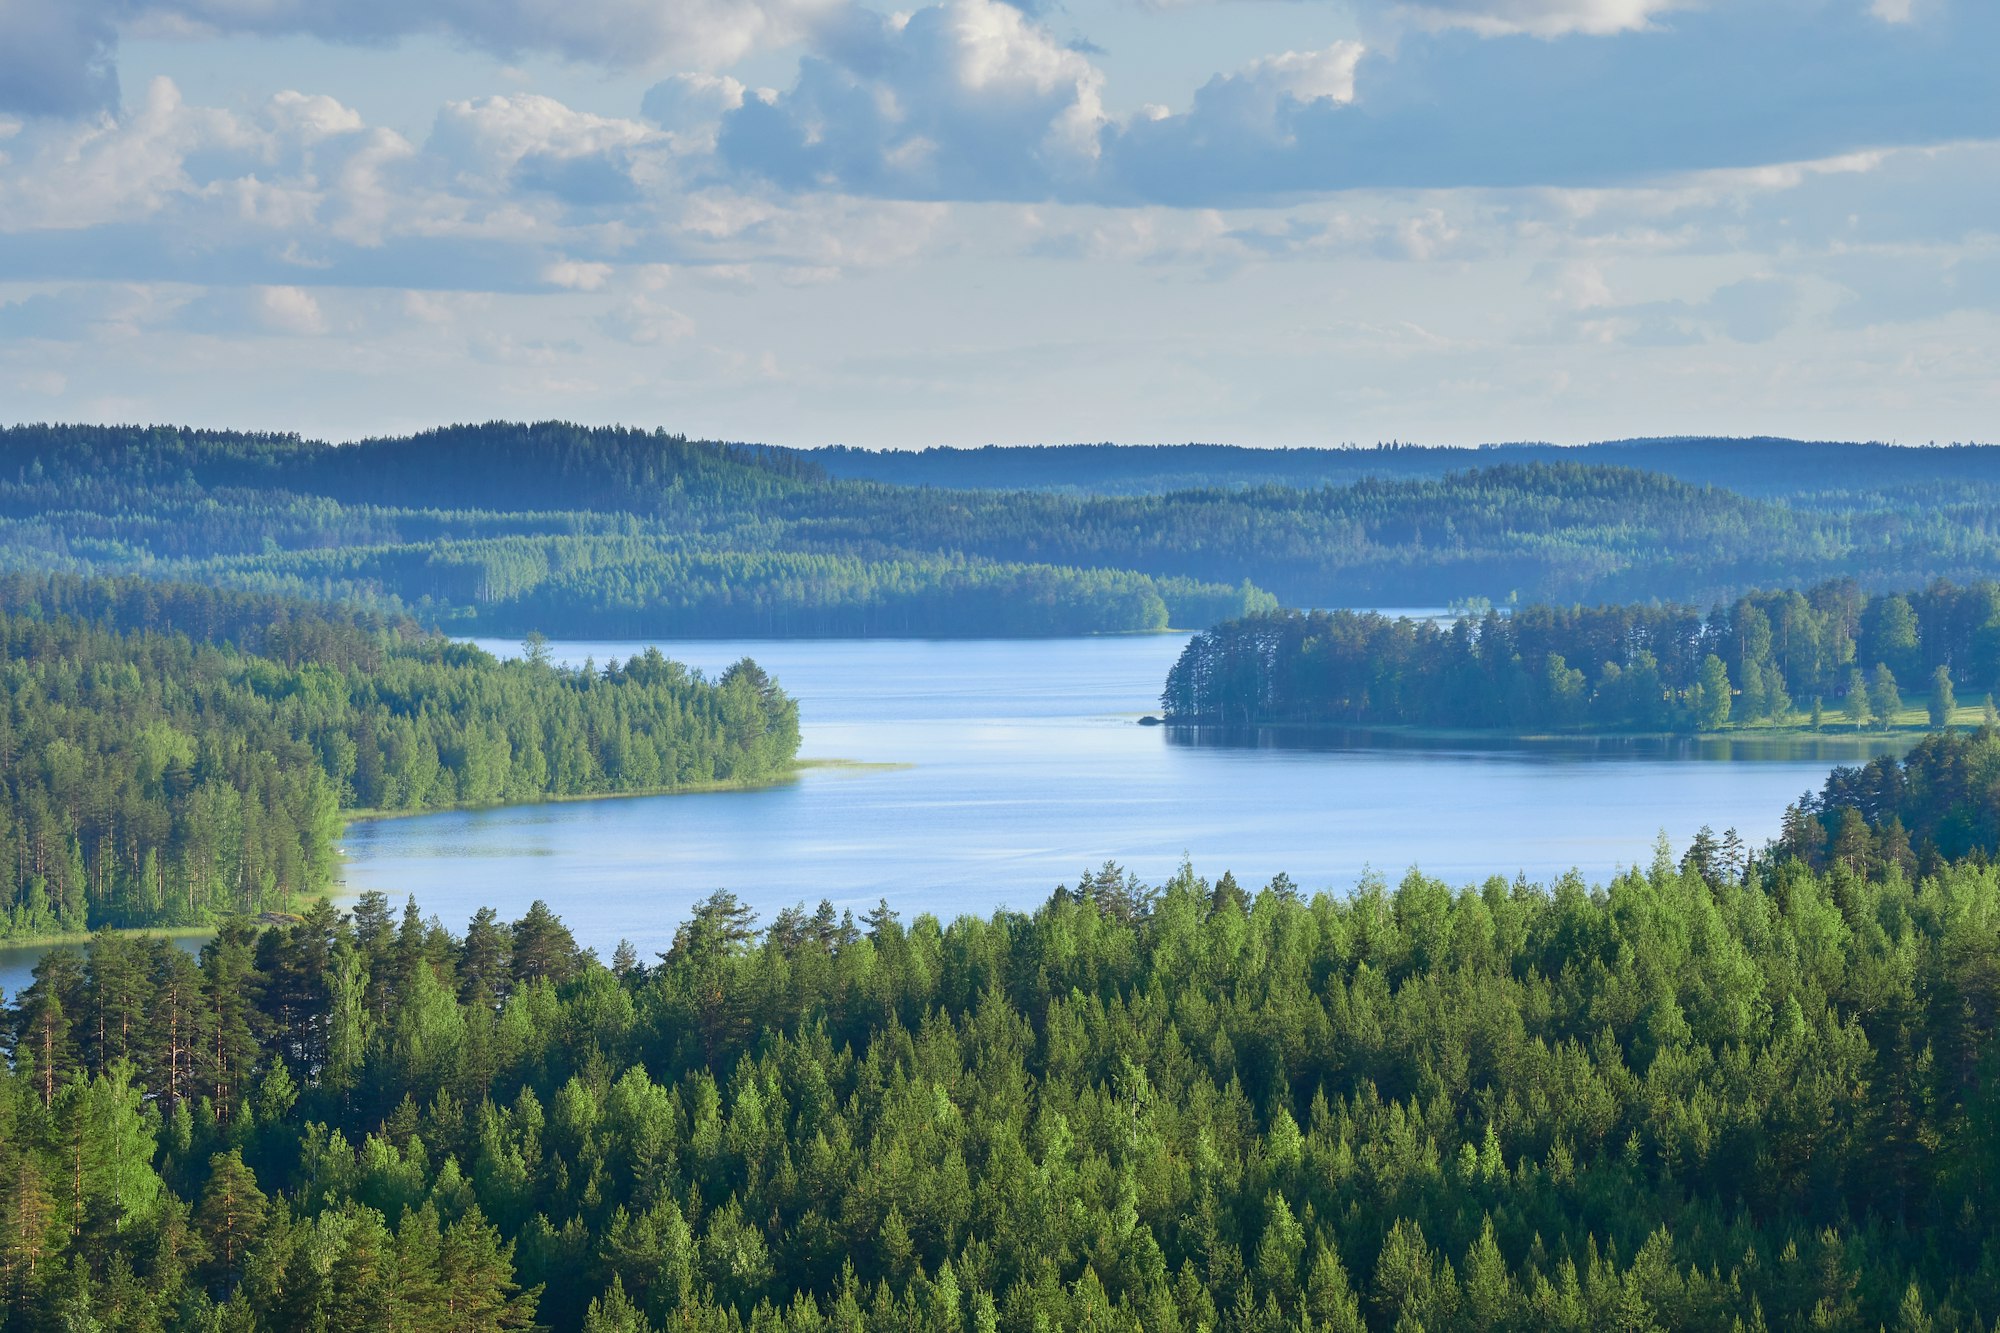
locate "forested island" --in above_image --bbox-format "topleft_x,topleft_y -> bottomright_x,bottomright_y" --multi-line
8,423 -> 2000,636
7,739 -> 2000,1330
1163,581 -> 2000,734
0,575 -> 798,940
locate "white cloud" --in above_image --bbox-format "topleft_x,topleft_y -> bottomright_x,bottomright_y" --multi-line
640,73 -> 749,154
0,78 -> 244,230
1240,45 -> 1365,105
543,259 -> 614,290
265,90 -> 365,143
429,95 -> 657,185
1384,0 -> 1682,38
1176,42 -> 1363,143
719,0 -> 1106,198
252,284 -> 326,334
1870,0 -> 1915,22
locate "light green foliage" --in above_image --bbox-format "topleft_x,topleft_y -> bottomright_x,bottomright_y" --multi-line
1696,654 -> 1733,731
8,811 -> 2000,1329
1871,663 -> 1904,729
1930,665 -> 1956,728
1844,667 -> 1872,728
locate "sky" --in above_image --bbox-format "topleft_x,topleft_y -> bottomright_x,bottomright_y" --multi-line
0,0 -> 1994,448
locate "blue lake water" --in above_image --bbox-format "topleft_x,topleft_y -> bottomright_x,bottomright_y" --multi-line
0,631 -> 1895,997
325,634 -> 1888,962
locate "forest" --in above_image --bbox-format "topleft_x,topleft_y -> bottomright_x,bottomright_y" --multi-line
7,423 -> 2000,635
1161,580 -> 2000,733
813,436 -> 2000,499
1790,727 -> 2000,870
8,755 -> 2000,1330
0,574 -> 798,939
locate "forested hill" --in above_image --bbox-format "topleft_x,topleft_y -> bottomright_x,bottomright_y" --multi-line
1163,581 -> 2000,733
8,421 -> 2000,635
811,436 -> 2000,498
12,792 -> 2000,1327
0,422 -> 1272,637
2,421 -> 822,513
0,575 -> 798,939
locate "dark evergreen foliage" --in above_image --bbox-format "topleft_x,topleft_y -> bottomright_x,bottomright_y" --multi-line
1795,726 -> 2000,870
1162,581 -> 1999,732
11,422 -> 2000,635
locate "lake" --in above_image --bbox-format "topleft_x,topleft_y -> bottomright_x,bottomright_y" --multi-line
317,633 -> 1890,963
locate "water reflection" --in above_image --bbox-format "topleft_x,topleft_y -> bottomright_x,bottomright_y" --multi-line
1165,723 -> 1914,765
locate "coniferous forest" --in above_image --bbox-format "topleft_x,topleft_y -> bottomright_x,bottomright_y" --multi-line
8,423 -> 2000,636
0,574 -> 798,939
1163,582 -> 2000,733
8,750 -> 2000,1331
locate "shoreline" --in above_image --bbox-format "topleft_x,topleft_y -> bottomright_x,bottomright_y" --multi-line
0,922 -> 219,952
1,757 -> 895,953
338,760 -> 815,828
1155,718 -> 1960,745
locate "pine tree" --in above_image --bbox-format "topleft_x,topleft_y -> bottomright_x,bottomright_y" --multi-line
195,1150 -> 267,1291
584,1276 -> 654,1333
441,1206 -> 542,1331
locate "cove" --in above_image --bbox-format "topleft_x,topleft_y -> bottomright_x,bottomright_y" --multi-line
326,634 -> 1894,962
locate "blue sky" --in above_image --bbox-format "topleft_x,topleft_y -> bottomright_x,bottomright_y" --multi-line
0,0 -> 1993,447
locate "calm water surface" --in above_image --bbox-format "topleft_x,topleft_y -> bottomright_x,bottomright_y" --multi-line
321,634 -> 1891,961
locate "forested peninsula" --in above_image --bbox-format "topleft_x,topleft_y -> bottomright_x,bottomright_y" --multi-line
1163,581 -> 2000,734
9,741 -> 2000,1330
0,575 -> 798,940
10,423 -> 2000,636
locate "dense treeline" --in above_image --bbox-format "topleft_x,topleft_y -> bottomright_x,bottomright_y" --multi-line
1788,727 -> 2000,870
812,436 -> 2000,499
185,540 -> 1275,639
9,822 -> 2000,1328
1163,580 -> 2000,732
9,423 -> 2000,635
0,577 -> 798,938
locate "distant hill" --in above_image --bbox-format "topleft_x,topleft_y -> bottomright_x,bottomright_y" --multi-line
7,421 -> 2000,635
808,436 -> 2000,499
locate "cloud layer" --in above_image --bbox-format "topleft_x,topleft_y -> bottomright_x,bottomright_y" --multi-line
0,0 -> 1993,445
0,0 -> 839,115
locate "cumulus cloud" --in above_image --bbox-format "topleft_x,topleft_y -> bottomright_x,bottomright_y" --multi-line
718,0 -> 1105,199
640,73 -> 749,154
1175,43 -> 1363,143
251,283 -> 327,334
428,95 -> 659,206
702,0 -> 1996,206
